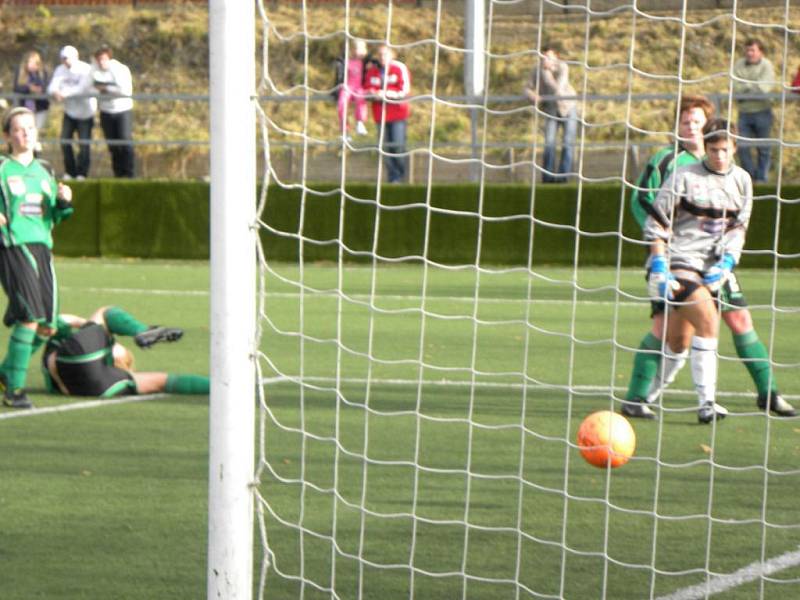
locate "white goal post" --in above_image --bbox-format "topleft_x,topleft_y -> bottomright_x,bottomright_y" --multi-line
207,0 -> 257,599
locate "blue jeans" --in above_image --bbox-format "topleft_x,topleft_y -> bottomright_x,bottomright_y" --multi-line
381,119 -> 407,183
737,109 -> 772,182
542,107 -> 578,183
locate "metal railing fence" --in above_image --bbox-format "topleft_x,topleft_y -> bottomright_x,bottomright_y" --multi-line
4,89 -> 796,180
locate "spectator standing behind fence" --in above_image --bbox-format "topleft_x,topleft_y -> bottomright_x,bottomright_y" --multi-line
47,45 -> 96,180
365,44 -> 411,184
525,46 -> 578,184
732,38 -> 774,182
336,39 -> 370,139
91,45 -> 135,178
13,50 -> 50,133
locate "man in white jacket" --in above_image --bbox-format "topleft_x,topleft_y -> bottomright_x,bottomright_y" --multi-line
91,45 -> 135,178
47,45 -> 97,179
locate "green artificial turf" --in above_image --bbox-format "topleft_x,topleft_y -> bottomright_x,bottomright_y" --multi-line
1,259 -> 799,599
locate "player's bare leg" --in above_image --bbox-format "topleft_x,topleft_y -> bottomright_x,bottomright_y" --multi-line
670,285 -> 726,423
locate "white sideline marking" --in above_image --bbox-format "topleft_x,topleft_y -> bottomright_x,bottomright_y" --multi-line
0,393 -> 167,421
655,546 -> 800,600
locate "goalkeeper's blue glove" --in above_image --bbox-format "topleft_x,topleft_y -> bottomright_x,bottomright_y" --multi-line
647,255 -> 678,300
703,253 -> 736,292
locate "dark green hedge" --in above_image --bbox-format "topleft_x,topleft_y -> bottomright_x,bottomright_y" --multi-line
54,180 -> 800,268
56,180 -> 210,259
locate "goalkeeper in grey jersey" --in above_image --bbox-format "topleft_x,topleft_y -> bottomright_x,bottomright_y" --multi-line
644,151 -> 751,276
622,95 -> 794,421
642,119 -> 753,423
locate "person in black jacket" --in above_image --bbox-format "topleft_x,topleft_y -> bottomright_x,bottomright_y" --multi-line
13,50 -> 50,133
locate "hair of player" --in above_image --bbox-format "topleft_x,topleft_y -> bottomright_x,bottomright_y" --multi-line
702,118 -> 737,145
2,106 -> 34,134
679,94 -> 715,122
744,37 -> 765,52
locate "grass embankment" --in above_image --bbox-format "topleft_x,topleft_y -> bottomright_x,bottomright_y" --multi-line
0,3 -> 208,177
4,4 -> 800,179
266,4 -> 800,180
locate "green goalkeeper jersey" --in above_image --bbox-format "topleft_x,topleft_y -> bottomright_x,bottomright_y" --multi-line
0,156 -> 73,248
630,144 -> 700,230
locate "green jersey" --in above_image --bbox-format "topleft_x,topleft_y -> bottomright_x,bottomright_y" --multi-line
0,156 -> 73,248
630,144 -> 700,230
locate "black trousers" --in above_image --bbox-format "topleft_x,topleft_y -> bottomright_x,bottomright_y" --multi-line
60,114 -> 94,178
100,110 -> 135,178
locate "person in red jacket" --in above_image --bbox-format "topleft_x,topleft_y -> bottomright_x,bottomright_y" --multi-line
364,44 -> 411,183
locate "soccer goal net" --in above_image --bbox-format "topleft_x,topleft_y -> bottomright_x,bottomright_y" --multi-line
235,0 -> 800,598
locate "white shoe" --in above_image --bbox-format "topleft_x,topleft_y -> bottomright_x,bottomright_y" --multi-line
698,402 -> 728,424
62,174 -> 73,181
355,121 -> 368,136
76,175 -> 86,181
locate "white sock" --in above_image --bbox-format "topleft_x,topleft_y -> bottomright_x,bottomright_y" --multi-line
691,335 -> 718,406
646,346 -> 688,404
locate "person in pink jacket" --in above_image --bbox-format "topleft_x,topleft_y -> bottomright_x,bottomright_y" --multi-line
337,39 -> 369,138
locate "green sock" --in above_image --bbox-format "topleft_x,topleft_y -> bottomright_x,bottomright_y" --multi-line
0,331 -> 42,373
733,330 -> 777,396
625,332 -> 663,401
3,325 -> 36,390
104,306 -> 149,337
165,374 -> 209,395
31,333 -> 47,356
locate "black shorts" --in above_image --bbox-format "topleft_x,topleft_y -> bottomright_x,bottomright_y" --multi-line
0,243 -> 57,328
44,323 -> 136,398
649,272 -> 748,316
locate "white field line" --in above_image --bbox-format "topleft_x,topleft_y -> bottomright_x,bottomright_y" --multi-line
0,393 -> 167,421
65,286 -> 676,308
4,286 -> 791,421
655,546 -> 800,600
6,374 -> 794,422
67,286 -> 800,313
259,375 -> 800,402
63,286 -> 209,297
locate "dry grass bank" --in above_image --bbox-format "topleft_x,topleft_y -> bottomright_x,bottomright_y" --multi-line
4,3 -> 800,178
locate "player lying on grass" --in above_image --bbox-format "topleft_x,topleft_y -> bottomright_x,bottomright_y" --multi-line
42,305 -> 208,398
0,107 -> 74,409
641,118 -> 753,424
622,95 -> 795,420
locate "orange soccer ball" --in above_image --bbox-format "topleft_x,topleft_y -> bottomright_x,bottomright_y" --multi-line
576,410 -> 636,468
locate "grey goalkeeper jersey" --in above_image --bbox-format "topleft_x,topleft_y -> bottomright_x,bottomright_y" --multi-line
643,161 -> 752,273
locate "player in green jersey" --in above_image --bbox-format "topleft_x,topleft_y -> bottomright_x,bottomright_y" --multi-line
622,95 -> 795,419
0,107 -> 74,409
43,305 -> 207,398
